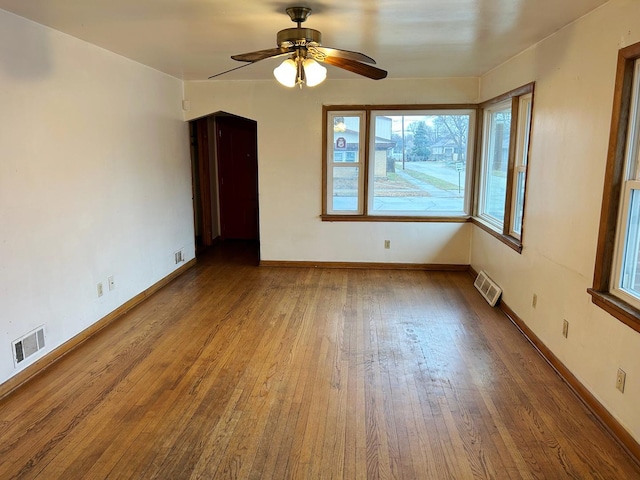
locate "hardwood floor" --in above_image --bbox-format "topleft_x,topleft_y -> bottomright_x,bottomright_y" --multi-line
1,241 -> 638,479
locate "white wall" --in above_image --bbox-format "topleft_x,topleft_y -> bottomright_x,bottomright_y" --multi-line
184,78 -> 478,264
472,0 -> 640,441
0,10 -> 194,384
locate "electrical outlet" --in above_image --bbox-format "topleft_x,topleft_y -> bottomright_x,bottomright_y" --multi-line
108,276 -> 115,291
97,283 -> 104,298
384,240 -> 390,249
616,368 -> 626,393
562,319 -> 569,338
532,293 -> 537,308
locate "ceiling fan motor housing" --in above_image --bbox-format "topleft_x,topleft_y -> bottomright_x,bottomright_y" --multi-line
277,27 -> 322,48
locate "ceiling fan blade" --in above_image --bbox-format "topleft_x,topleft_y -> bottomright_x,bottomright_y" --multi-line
231,47 -> 293,63
321,56 -> 387,80
311,46 -> 376,64
208,62 -> 256,79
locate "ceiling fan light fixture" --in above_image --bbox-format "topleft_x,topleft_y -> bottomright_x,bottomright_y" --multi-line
303,58 -> 327,87
273,58 -> 298,87
274,56 -> 326,88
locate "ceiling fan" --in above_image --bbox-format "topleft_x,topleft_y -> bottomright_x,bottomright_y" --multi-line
209,6 -> 387,87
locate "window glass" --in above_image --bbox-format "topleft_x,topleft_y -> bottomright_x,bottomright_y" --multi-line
510,94 -> 533,237
327,113 -> 364,214
369,112 -> 473,215
512,171 -> 526,235
480,103 -> 512,226
620,188 -> 640,298
331,166 -> 360,212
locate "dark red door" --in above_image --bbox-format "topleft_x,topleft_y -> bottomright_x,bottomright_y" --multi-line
216,116 -> 259,240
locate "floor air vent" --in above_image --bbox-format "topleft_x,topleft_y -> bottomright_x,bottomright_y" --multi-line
13,327 -> 45,366
474,271 -> 502,306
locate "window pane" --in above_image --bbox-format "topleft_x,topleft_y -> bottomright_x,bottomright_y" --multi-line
333,116 -> 360,162
621,189 -> 640,298
327,112 -> 364,214
482,108 -> 511,223
331,166 -> 360,212
629,61 -> 640,180
370,113 -> 470,214
520,98 -> 532,168
512,171 -> 526,235
510,94 -> 533,238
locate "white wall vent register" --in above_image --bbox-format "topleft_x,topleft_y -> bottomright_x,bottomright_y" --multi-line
12,326 -> 45,367
474,271 -> 502,307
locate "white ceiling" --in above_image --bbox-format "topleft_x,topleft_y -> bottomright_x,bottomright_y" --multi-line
0,0 -> 607,81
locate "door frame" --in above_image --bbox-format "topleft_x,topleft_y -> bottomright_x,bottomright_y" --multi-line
189,111 -> 260,252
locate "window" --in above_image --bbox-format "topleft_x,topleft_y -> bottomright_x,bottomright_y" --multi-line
326,112 -> 365,214
322,94 -> 534,241
511,94 -> 533,237
474,84 -> 534,250
323,106 -> 476,219
590,42 -> 640,334
478,101 -> 511,226
613,59 -> 640,310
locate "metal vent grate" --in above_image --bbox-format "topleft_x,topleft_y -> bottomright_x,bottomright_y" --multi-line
473,271 -> 502,306
13,327 -> 45,366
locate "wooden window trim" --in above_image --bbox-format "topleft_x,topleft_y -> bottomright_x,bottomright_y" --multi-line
587,289 -> 640,334
478,83 -> 535,110
589,42 -> 640,333
469,216 -> 523,253
321,107 -> 329,216
320,214 -> 470,223
363,110 -> 372,215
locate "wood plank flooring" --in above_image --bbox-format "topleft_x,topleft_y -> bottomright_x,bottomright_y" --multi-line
1,241 -> 638,479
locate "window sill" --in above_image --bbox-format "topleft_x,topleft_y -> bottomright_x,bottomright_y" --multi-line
586,289 -> 640,334
320,214 -> 469,223
469,217 -> 523,253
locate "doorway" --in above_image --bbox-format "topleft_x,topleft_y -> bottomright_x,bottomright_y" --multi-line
190,112 -> 259,254
216,115 -> 259,240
